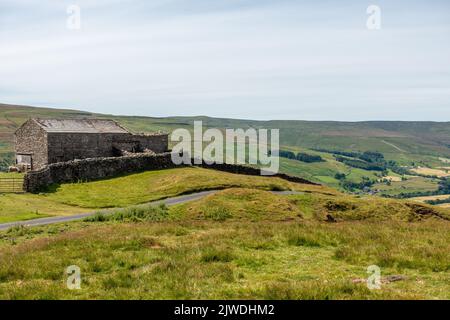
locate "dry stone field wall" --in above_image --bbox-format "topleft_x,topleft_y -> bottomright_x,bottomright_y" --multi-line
24,153 -> 318,192
24,152 -> 177,192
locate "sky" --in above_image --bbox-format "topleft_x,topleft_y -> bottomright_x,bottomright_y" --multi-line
0,0 -> 449,121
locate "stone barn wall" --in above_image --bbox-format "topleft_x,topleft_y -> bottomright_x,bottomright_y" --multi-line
112,134 -> 168,154
15,118 -> 169,171
131,134 -> 169,153
14,119 -> 48,170
47,132 -> 128,164
47,133 -> 169,163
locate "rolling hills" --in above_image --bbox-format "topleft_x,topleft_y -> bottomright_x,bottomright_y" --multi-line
0,116 -> 448,299
1,102 -> 450,195
2,103 -> 450,159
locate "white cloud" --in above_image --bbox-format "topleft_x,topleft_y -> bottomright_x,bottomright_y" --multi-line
0,0 -> 449,120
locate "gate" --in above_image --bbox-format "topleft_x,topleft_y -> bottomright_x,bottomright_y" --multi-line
0,178 -> 25,193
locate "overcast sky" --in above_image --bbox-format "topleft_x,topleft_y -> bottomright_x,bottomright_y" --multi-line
1,0 -> 449,121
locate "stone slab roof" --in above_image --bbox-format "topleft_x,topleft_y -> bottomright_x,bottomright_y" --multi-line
32,118 -> 130,134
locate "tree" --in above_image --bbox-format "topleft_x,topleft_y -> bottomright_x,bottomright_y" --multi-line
335,173 -> 346,180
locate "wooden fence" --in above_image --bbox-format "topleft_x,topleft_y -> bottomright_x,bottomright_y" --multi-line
0,178 -> 25,193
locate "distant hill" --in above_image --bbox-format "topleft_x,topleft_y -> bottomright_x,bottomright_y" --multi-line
2,102 -> 450,157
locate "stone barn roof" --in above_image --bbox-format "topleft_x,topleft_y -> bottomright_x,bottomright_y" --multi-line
30,118 -> 130,134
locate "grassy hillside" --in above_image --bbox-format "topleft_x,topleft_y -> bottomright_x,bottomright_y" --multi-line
2,103 -> 450,159
0,187 -> 448,300
2,103 -> 450,195
2,166 -> 447,224
0,167 -> 331,223
0,165 -> 448,299
1,104 -> 449,300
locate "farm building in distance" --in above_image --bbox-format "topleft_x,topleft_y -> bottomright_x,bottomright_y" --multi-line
14,118 -> 168,171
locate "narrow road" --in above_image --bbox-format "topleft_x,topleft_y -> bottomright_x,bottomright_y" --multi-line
0,190 -> 301,231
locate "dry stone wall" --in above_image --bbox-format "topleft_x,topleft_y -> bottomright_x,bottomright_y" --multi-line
24,153 -> 319,193
24,152 -> 178,193
196,162 -> 319,186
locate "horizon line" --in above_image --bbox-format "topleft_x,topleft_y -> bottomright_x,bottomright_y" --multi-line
1,101 -> 450,123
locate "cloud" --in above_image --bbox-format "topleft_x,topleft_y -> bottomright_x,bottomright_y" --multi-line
0,0 -> 449,120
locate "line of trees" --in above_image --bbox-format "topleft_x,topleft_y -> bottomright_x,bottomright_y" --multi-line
278,150 -> 324,163
334,156 -> 386,171
334,151 -> 387,171
425,197 -> 450,205
317,149 -> 412,175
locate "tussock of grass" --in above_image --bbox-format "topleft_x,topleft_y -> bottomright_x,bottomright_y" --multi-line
0,226 -> 44,245
84,204 -> 169,223
202,207 -> 233,221
201,247 -> 235,263
287,235 -> 323,248
261,280 -> 416,300
6,225 -> 35,236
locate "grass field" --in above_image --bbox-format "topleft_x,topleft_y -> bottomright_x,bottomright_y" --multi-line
373,177 -> 439,196
0,194 -> 84,223
1,103 -> 450,195
279,152 -> 380,188
411,167 -> 450,177
409,194 -> 450,209
0,104 -> 449,299
0,167 -> 332,223
383,176 -> 403,182
36,167 -> 332,208
4,165 -> 442,225
410,194 -> 450,202
0,188 -> 448,300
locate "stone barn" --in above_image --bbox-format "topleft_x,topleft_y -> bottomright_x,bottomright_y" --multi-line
15,118 -> 168,171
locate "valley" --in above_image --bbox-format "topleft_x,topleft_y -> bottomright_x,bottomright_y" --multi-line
2,103 -> 450,199
0,104 -> 449,300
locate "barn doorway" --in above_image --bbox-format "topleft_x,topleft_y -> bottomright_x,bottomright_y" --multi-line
16,153 -> 33,171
